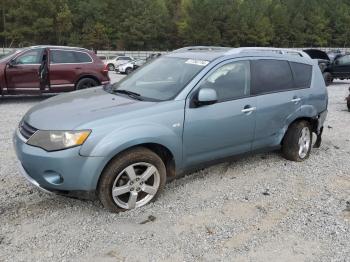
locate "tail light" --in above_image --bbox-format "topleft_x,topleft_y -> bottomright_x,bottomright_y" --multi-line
102,64 -> 109,73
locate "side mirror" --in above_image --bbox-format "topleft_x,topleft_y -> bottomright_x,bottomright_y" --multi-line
195,88 -> 218,106
8,59 -> 17,68
334,60 -> 340,65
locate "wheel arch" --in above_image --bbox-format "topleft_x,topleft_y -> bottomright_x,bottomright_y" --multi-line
281,117 -> 318,145
75,74 -> 101,87
96,143 -> 177,190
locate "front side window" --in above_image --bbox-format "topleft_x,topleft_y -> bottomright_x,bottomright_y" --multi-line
15,49 -> 42,64
198,61 -> 251,101
111,57 -> 207,101
251,59 -> 294,95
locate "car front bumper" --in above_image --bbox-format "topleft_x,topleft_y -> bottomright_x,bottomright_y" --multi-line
13,129 -> 106,196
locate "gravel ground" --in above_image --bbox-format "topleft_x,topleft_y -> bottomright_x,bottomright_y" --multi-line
0,74 -> 349,262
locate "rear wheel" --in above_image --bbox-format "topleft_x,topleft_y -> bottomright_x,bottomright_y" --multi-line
98,147 -> 167,213
323,72 -> 333,86
76,78 -> 99,90
347,98 -> 350,112
108,64 -> 115,71
282,121 -> 312,162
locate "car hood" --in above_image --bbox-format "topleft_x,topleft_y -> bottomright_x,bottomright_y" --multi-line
23,87 -> 156,130
303,49 -> 330,61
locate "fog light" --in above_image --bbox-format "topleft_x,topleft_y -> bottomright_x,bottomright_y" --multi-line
43,171 -> 64,185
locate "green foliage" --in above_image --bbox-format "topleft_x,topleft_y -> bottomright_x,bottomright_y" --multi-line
1,0 -> 350,49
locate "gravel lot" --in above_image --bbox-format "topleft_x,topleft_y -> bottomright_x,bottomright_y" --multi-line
0,73 -> 349,262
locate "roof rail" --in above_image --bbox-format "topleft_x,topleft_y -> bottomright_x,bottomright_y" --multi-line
226,47 -> 310,58
29,45 -> 88,50
173,46 -> 231,53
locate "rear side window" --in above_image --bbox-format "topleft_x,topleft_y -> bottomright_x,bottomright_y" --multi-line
74,52 -> 92,63
50,50 -> 92,64
251,60 -> 294,95
290,62 -> 312,89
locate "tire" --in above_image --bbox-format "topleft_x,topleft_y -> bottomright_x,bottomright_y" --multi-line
97,147 -> 167,213
323,72 -> 333,86
125,67 -> 133,75
108,64 -> 115,71
75,78 -> 99,90
282,121 -> 313,162
347,98 -> 350,112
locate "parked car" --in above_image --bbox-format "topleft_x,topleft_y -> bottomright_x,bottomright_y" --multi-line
146,53 -> 162,61
104,55 -> 133,71
304,49 -> 350,86
116,59 -> 146,74
14,47 -> 328,212
0,45 -> 110,95
327,50 -> 343,62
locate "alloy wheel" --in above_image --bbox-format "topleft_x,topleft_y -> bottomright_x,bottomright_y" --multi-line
111,162 -> 160,209
298,127 -> 311,158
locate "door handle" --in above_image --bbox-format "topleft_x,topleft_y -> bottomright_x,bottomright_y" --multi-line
241,106 -> 256,113
291,97 -> 301,103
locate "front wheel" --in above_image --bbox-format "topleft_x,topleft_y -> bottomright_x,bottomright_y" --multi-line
282,121 -> 312,162
97,147 -> 167,213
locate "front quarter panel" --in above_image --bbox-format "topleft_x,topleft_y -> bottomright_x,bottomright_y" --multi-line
79,100 -> 185,170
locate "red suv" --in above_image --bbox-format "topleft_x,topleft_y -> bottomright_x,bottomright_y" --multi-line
0,45 -> 110,95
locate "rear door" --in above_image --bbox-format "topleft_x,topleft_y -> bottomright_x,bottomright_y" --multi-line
251,59 -> 303,150
49,49 -> 92,91
5,48 -> 44,90
331,55 -> 350,78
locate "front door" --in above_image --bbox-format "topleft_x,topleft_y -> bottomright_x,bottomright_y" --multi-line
5,48 -> 44,91
183,60 -> 256,166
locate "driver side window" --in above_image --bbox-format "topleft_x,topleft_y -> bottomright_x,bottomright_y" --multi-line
198,60 -> 251,102
15,49 -> 43,65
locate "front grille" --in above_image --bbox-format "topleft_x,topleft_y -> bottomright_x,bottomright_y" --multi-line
19,121 -> 38,140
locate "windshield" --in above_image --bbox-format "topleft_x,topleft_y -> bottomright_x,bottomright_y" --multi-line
111,57 -> 208,101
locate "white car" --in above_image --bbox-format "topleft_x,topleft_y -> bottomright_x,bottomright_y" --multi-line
117,59 -> 146,74
104,56 -> 133,71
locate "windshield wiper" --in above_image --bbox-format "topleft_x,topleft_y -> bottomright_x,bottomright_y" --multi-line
113,89 -> 143,100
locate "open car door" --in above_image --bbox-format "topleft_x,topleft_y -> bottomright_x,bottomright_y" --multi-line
39,48 -> 50,92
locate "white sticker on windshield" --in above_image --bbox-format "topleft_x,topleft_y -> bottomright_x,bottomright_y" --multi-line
185,59 -> 209,66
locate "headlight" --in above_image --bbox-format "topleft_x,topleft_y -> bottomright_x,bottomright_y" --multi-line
27,130 -> 91,152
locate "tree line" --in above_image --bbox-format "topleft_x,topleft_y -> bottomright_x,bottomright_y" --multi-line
1,0 -> 350,50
